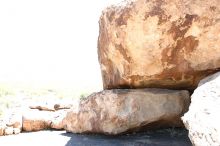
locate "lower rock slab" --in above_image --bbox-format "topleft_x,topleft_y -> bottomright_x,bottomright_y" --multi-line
64,89 -> 190,135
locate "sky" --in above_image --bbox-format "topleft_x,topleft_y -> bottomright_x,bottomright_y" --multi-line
0,0 -> 121,89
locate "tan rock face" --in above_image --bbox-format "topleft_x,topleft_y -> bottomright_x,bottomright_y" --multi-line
22,109 -> 68,132
0,123 -> 6,136
64,89 -> 190,135
22,110 -> 52,131
98,0 -> 220,90
4,127 -> 14,135
182,72 -> 220,146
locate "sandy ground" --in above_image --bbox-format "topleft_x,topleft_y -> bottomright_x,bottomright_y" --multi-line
0,131 -> 70,146
0,129 -> 192,146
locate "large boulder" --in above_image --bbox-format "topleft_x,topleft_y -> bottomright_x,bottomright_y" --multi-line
182,72 -> 220,146
98,0 -> 220,90
64,89 -> 190,135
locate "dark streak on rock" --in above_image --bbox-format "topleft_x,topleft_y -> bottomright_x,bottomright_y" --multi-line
115,8 -> 132,26
159,34 -> 199,82
168,14 -> 198,40
210,6 -> 217,11
145,0 -> 169,25
155,14 -> 202,85
178,36 -> 199,54
110,69 -> 220,91
115,44 -> 132,63
161,36 -> 199,66
155,14 -> 200,86
108,11 -> 116,23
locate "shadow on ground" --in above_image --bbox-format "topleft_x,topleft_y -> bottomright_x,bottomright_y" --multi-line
62,128 -> 192,146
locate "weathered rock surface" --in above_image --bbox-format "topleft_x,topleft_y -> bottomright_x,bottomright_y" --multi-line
22,109 -> 68,132
98,0 -> 220,90
22,109 -> 52,131
64,89 -> 190,135
4,127 -> 14,135
182,72 -> 220,146
0,123 -> 6,136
